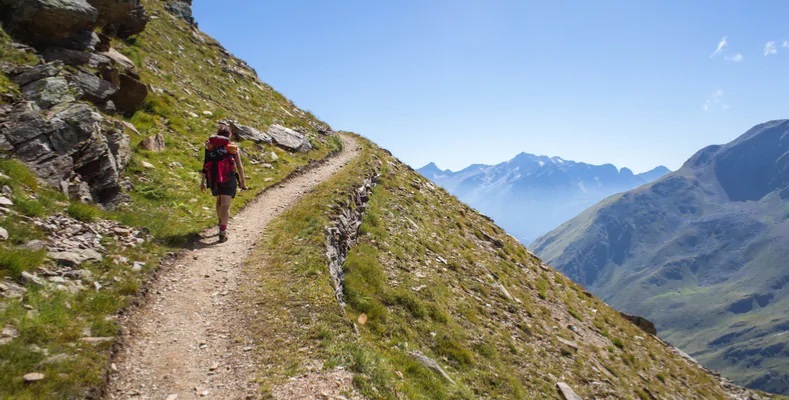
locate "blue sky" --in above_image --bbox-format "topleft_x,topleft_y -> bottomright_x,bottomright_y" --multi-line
193,1 -> 789,173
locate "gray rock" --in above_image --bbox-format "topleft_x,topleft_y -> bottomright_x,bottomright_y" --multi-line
42,47 -> 112,68
54,30 -> 100,51
20,272 -> 45,286
105,128 -> 131,171
99,48 -> 135,70
0,102 -> 52,146
0,280 -> 28,298
408,351 -> 455,384
21,77 -> 75,109
0,197 -> 13,206
0,0 -> 98,45
228,121 -> 272,143
0,227 -> 8,241
137,133 -> 166,152
1,185 -> 12,197
109,72 -> 147,115
80,336 -> 112,344
10,62 -> 63,87
87,0 -> 148,38
21,240 -> 48,251
48,251 -> 83,266
266,124 -> 311,153
556,382 -> 581,400
69,72 -> 118,102
23,372 -> 45,382
164,0 -> 195,25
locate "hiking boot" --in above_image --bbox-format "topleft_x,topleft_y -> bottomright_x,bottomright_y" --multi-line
218,230 -> 228,242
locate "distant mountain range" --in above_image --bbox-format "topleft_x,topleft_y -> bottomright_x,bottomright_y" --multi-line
418,154 -> 670,243
532,120 -> 789,395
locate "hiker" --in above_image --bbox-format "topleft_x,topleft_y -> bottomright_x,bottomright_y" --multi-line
200,124 -> 247,242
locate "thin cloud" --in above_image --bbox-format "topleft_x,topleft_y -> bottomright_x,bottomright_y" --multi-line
764,41 -> 777,56
703,90 -> 729,112
710,36 -> 728,58
783,40 -> 789,48
725,53 -> 743,62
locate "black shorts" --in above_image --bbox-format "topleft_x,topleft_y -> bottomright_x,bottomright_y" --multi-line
211,177 -> 237,198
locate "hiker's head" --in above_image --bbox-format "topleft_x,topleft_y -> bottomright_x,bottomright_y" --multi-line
217,124 -> 232,138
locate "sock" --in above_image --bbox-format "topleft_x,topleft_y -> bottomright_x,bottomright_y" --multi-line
220,224 -> 227,232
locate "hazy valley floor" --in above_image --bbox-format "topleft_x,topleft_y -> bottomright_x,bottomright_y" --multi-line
106,135 -> 360,400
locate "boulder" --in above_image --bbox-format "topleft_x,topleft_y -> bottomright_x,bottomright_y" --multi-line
105,127 -> 131,170
0,0 -> 98,45
619,312 -> 657,336
164,0 -> 195,25
109,72 -> 147,115
21,77 -> 75,109
42,47 -> 112,68
10,62 -> 63,87
137,133 -> 166,152
0,227 -> 8,241
53,30 -> 100,51
69,72 -> 118,102
99,48 -> 135,70
266,124 -> 312,153
227,121 -> 272,143
0,102 -> 53,146
88,0 -> 148,38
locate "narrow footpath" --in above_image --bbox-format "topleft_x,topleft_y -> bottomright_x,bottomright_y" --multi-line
107,135 -> 360,400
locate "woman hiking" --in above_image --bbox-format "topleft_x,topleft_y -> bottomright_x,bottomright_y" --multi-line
200,124 -> 247,242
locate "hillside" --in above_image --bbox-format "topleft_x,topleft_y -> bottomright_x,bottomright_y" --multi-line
532,120 -> 789,395
418,154 -> 669,243
0,0 -> 339,397
247,135 -> 772,399
0,0 -> 777,399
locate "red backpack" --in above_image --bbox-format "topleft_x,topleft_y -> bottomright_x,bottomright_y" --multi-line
203,135 -> 236,187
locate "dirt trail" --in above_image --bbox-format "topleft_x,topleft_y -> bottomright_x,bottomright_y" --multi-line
107,135 -> 360,400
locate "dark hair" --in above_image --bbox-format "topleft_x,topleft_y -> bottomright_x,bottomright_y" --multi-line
217,125 -> 232,138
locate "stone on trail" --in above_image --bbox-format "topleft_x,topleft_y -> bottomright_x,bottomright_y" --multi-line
0,227 -> 8,241
0,197 -> 12,206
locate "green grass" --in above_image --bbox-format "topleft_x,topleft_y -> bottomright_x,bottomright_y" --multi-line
246,135 -> 748,399
0,0 -> 344,396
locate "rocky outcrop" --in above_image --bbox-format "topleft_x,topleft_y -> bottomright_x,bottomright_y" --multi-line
164,0 -> 195,26
0,0 -> 150,205
69,71 -> 119,103
108,72 -> 147,116
86,0 -> 148,38
0,100 -> 130,205
326,170 -> 381,309
620,312 -> 658,336
0,0 -> 99,46
225,120 -> 272,143
266,124 -> 312,153
0,0 -> 148,47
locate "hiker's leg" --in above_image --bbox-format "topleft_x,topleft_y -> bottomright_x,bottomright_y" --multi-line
218,195 -> 231,228
215,195 -> 222,226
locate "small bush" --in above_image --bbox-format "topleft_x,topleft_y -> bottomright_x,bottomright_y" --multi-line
13,196 -> 45,217
0,247 -> 46,278
612,338 -> 625,349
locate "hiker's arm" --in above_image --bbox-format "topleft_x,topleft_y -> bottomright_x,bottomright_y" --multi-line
234,152 -> 247,189
199,171 -> 206,192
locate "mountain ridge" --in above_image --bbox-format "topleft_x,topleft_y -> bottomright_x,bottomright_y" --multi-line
418,152 -> 670,243
532,119 -> 789,395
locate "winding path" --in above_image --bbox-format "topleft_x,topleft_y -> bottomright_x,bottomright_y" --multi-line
107,135 -> 360,400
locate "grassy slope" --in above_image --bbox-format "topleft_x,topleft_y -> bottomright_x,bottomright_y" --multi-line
0,1 -> 340,397
251,136 -> 743,399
